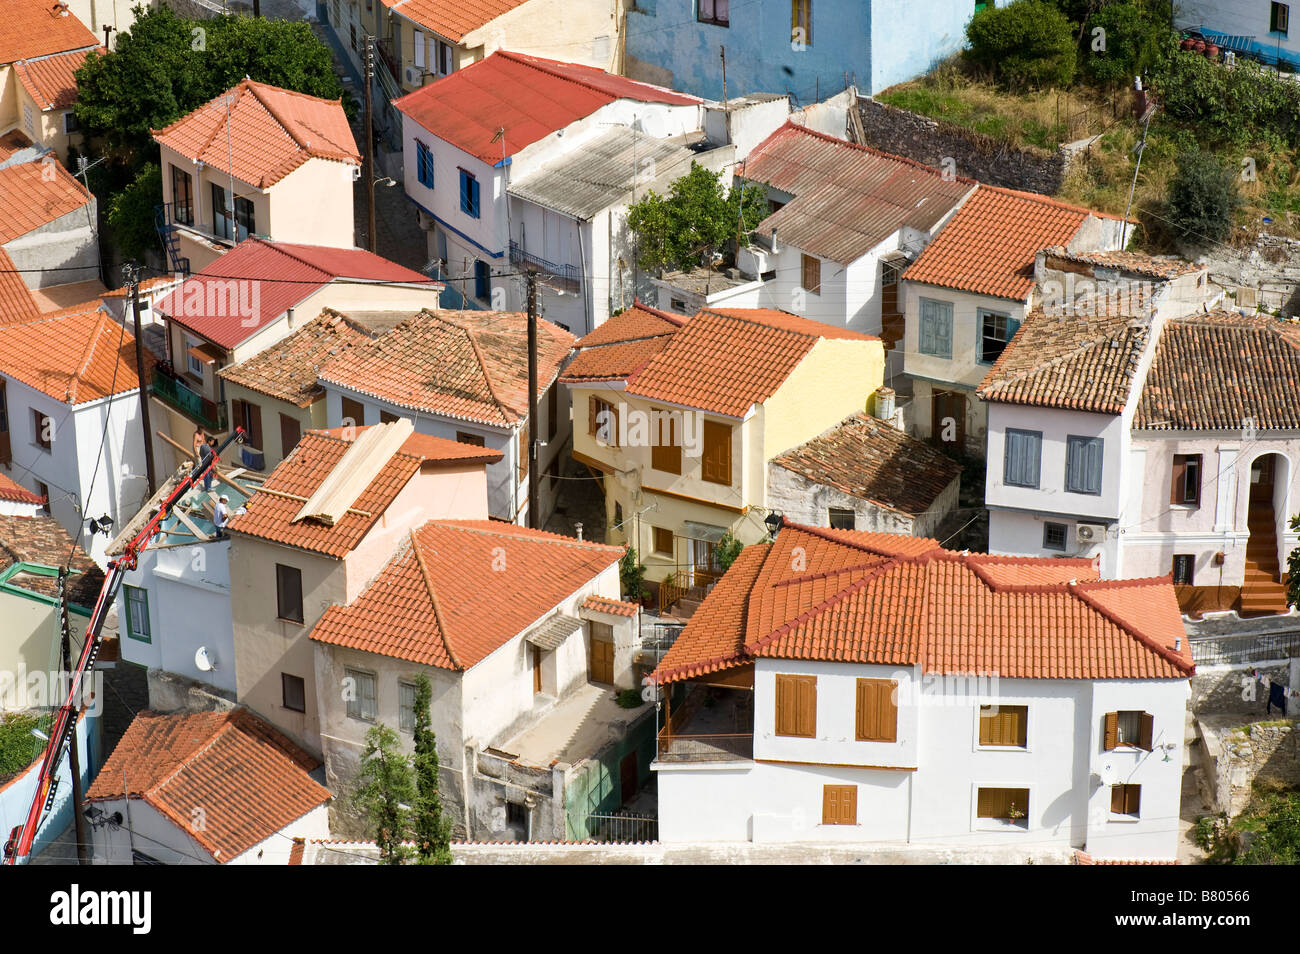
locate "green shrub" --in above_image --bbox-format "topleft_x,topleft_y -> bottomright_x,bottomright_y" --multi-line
616,689 -> 643,708
106,162 -> 162,261
0,713 -> 51,776
966,0 -> 1077,90
1166,149 -> 1243,245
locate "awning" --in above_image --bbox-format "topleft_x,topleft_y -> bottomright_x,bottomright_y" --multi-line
525,614 -> 582,651
682,521 -> 727,544
186,341 -> 224,364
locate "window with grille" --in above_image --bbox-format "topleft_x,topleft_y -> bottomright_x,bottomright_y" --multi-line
1042,522 -> 1067,551
828,507 -> 854,530
1172,554 -> 1195,585
979,704 -> 1027,747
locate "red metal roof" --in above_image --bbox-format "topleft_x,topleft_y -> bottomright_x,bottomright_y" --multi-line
395,51 -> 700,166
154,239 -> 438,350
654,522 -> 1193,684
153,80 -> 359,189
741,123 -> 974,265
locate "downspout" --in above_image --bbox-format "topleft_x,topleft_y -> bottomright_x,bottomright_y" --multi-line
578,217 -> 591,334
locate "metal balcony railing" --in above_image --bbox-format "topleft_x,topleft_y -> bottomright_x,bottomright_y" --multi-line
656,732 -> 753,763
509,241 -> 581,293
150,367 -> 228,433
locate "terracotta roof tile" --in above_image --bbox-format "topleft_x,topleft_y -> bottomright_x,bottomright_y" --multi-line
0,512 -> 102,605
155,239 -> 437,350
976,302 -> 1150,414
0,474 -> 45,506
1045,248 -> 1203,280
14,47 -> 97,111
741,123 -> 974,265
153,80 -> 359,189
226,430 -> 426,557
1135,313 -> 1300,430
393,0 -> 532,42
309,521 -> 623,669
395,51 -> 699,167
218,309 -> 376,406
86,709 -> 329,863
624,308 -> 875,418
771,413 -> 962,517
0,248 -> 40,326
654,523 -> 1192,684
560,302 -> 685,383
306,425 -> 505,465
903,186 -> 1100,301
576,301 -> 685,347
0,0 -> 99,63
318,309 -> 574,426
582,594 -> 640,617
0,159 -> 92,244
0,305 -> 150,405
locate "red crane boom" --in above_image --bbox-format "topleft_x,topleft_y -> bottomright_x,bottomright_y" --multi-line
3,427 -> 244,865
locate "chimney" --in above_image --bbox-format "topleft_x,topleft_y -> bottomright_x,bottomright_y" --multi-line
287,307 -> 295,329
575,522 -> 584,542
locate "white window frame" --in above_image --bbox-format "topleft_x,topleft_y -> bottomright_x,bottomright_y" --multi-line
971,783 -> 1033,832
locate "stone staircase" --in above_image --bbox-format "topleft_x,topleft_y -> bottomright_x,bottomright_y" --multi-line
1240,506 -> 1290,616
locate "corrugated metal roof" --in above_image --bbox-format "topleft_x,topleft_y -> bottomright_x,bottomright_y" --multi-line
526,614 -> 582,650
508,127 -> 696,220
741,124 -> 974,265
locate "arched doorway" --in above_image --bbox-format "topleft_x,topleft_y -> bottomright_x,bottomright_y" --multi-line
1241,453 -> 1291,616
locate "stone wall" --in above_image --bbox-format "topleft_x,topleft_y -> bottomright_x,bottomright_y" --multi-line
1192,663 -> 1290,714
1193,232 -> 1300,318
1200,714 -> 1300,817
854,99 -> 1071,195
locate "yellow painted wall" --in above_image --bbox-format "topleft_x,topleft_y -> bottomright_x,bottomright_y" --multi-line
267,158 -> 357,251
0,67 -> 18,132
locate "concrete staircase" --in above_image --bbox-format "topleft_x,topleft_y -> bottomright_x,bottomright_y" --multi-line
1240,506 -> 1290,616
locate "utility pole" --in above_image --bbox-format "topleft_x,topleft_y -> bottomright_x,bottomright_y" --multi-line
124,263 -> 157,497
58,568 -> 88,865
253,0 -> 261,15
363,35 -> 377,253
526,268 -> 540,530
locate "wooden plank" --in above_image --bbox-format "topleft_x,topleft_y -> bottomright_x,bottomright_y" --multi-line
170,506 -> 211,542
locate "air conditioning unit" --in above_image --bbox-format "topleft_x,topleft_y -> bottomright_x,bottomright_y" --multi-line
1075,523 -> 1106,544
404,66 -> 422,86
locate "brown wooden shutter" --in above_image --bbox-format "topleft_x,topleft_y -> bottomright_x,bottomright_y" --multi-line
976,788 -> 998,817
588,395 -> 598,436
1139,712 -> 1154,751
775,674 -> 815,737
518,422 -> 529,480
856,679 -> 897,742
1127,784 -> 1141,815
1170,456 -> 1186,504
775,674 -> 792,735
801,253 -> 820,293
797,675 -> 816,737
1110,784 -> 1125,813
822,785 -> 837,824
247,401 -> 263,450
231,398 -> 245,437
822,785 -> 855,824
1103,711 -> 1118,751
279,413 -> 301,457
702,421 -> 732,485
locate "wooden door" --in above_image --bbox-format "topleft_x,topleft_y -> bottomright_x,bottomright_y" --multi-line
932,390 -> 966,451
880,260 -> 904,351
1251,455 -> 1275,503
532,646 -> 542,694
619,752 -> 638,804
0,379 -> 10,465
279,413 -> 301,457
590,636 -> 614,685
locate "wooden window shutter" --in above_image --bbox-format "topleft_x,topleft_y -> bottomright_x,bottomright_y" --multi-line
279,414 -> 301,457
1103,711 -> 1118,751
1126,784 -> 1141,815
1110,784 -> 1125,814
822,785 -> 836,824
775,674 -> 794,735
1170,456 -> 1187,504
797,675 -> 816,737
775,674 -> 815,737
232,398 -> 245,436
588,395 -> 599,437
247,401 -> 263,450
856,679 -> 897,742
1138,712 -> 1154,751
702,421 -> 732,485
547,383 -> 558,441
977,787 -> 1000,818
518,422 -> 529,480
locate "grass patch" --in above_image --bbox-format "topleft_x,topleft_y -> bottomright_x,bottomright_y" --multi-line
0,712 -> 53,777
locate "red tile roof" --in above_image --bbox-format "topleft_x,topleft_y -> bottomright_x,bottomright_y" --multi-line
624,308 -> 876,418
0,248 -> 40,326
976,304 -> 1150,414
653,522 -> 1192,684
14,47 -> 97,111
0,159 -> 92,243
318,309 -> 574,426
85,709 -> 330,863
1135,313 -> 1300,430
226,427 -> 477,558
154,239 -> 438,350
310,520 -> 624,669
308,425 -> 505,465
740,123 -> 974,265
0,473 -> 45,506
392,0 -> 532,42
0,0 -> 98,63
770,413 -> 962,517
153,80 -> 359,189
0,304 -> 149,405
395,51 -> 700,166
583,594 -> 640,617
0,512 -> 102,606
903,186 -> 1101,301
560,302 -> 684,383
1045,248 -> 1202,280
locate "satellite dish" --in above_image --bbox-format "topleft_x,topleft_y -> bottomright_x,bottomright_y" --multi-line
194,647 -> 216,672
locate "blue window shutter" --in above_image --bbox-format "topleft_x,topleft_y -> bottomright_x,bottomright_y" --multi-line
471,177 -> 480,218
1004,429 -> 1041,488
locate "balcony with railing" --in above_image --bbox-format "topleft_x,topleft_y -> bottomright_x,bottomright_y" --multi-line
656,682 -> 753,763
509,241 -> 581,294
150,365 -> 228,432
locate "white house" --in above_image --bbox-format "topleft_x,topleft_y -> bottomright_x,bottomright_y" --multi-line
652,521 -> 1194,861
0,303 -> 150,566
394,50 -> 703,325
902,187 -> 1128,456
85,708 -> 331,866
309,519 -> 638,840
654,123 -> 974,357
316,308 -> 574,526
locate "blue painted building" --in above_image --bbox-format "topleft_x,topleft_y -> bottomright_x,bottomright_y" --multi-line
1176,0 -> 1300,71
624,0 -> 999,101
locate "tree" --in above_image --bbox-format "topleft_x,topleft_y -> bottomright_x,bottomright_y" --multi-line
1166,149 -> 1243,246
619,546 -> 647,601
354,723 -> 415,864
714,531 -> 744,573
626,162 -> 768,273
1080,2 -> 1172,87
74,5 -> 347,161
106,162 -> 162,260
410,673 -> 453,865
1285,513 -> 1300,610
966,0 -> 1077,90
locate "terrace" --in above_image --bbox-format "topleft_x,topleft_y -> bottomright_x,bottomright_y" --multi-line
656,678 -> 753,763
